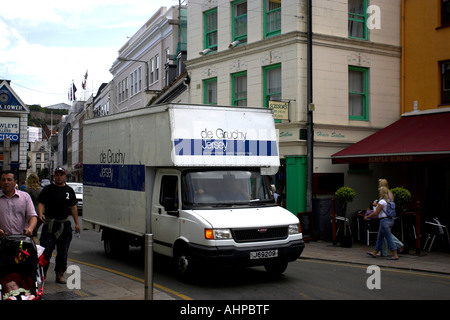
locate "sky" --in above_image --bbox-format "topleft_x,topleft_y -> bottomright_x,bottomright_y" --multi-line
0,0 -> 180,107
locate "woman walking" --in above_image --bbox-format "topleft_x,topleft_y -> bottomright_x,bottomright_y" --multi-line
365,186 -> 399,260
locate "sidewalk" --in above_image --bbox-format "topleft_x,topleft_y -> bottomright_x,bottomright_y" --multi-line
301,240 -> 450,275
40,240 -> 450,300
42,258 -> 176,300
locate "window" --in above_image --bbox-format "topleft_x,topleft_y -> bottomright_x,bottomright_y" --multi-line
137,67 -> 142,92
155,55 -> 160,82
204,8 -> 218,51
348,0 -> 367,40
232,71 -> 247,106
118,78 -> 128,103
159,175 -> 178,207
130,67 -> 142,96
443,0 -> 450,26
232,0 -> 247,44
441,61 -> 450,104
130,72 -> 134,96
264,0 -> 281,38
165,48 -> 170,63
150,58 -> 154,83
204,78 -> 217,105
349,66 -> 369,120
263,64 -> 281,107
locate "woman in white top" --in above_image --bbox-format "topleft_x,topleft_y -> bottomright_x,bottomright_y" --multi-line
365,186 -> 399,260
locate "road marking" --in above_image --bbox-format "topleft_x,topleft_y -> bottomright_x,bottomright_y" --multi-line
67,257 -> 193,300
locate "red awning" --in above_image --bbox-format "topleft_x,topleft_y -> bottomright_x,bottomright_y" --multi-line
331,112 -> 450,164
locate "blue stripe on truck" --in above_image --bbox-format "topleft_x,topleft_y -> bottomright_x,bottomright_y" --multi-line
83,164 -> 145,191
173,139 -> 278,157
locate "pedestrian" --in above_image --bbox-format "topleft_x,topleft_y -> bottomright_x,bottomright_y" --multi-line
0,170 -> 37,238
24,173 -> 43,244
365,186 -> 399,260
37,167 -> 80,284
378,178 -> 404,256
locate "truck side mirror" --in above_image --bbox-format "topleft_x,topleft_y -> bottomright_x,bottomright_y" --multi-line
164,197 -> 179,217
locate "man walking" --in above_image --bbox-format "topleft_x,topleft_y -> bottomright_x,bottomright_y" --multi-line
0,170 -> 37,238
38,167 -> 80,284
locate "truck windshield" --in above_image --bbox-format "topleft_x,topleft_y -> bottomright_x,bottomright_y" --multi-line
182,170 -> 275,208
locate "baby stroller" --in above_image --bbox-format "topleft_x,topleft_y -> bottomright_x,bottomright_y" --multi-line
0,235 -> 46,300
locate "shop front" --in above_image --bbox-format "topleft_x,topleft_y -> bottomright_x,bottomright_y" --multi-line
331,110 -> 450,252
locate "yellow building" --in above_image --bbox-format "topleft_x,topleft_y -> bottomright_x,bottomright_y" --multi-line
402,0 -> 450,112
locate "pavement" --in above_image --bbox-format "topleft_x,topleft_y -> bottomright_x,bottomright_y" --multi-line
40,240 -> 450,300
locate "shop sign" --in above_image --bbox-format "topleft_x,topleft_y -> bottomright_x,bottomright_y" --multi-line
0,117 -> 20,141
269,101 -> 289,120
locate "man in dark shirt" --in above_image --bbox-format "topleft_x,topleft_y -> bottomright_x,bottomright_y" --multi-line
38,167 -> 80,284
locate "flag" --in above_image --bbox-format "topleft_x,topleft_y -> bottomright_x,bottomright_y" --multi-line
82,70 -> 88,90
72,82 -> 77,100
69,82 -> 77,101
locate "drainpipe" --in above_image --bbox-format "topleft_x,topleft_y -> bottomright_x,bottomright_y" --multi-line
306,0 -> 314,211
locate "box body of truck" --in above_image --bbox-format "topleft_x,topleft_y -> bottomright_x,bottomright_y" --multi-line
83,104 -> 304,276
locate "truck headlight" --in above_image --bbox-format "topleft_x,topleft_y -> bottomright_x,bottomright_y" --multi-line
205,228 -> 232,240
288,224 -> 300,235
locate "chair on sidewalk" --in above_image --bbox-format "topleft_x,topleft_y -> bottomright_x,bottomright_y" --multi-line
423,218 -> 450,252
355,210 -> 379,246
364,218 -> 379,246
334,216 -> 352,237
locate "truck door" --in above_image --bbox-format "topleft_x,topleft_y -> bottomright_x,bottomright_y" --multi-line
152,172 -> 180,257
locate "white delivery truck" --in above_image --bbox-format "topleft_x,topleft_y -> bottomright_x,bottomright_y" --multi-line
82,104 -> 304,278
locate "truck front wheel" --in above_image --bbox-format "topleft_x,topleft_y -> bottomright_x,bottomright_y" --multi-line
174,244 -> 195,281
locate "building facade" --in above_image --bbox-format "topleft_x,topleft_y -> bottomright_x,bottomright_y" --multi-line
0,80 -> 30,183
331,0 -> 450,245
185,0 -> 402,215
108,6 -> 183,114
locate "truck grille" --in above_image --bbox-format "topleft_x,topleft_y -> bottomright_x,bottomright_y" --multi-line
232,226 -> 288,243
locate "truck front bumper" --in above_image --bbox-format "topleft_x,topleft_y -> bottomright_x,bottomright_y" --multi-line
187,239 -> 305,267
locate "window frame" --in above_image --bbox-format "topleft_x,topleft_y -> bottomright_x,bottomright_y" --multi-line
150,58 -> 154,83
442,0 -> 450,27
348,0 -> 368,40
441,60 -> 450,105
155,55 -> 160,82
204,8 -> 218,51
130,72 -> 134,96
263,64 -> 282,108
264,0 -> 282,38
348,66 -> 369,121
232,0 -> 247,44
231,71 -> 247,106
203,77 -> 218,105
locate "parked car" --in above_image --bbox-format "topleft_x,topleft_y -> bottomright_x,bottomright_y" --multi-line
41,179 -> 51,187
67,182 -> 83,216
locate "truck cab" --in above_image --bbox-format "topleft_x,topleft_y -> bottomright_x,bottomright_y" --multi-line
153,168 -> 304,277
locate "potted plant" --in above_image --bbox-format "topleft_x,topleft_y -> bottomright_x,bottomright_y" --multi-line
334,186 -> 356,247
391,187 -> 411,211
334,186 -> 356,205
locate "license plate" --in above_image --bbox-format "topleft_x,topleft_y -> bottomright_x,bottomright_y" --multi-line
250,249 -> 278,260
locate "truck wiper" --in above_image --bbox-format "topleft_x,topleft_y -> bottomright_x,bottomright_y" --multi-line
248,199 -> 276,205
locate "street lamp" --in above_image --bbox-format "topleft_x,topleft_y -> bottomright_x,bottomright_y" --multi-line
118,57 -> 149,92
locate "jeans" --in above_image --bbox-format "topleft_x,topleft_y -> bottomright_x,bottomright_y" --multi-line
381,234 -> 403,256
40,221 -> 73,275
374,217 -> 396,252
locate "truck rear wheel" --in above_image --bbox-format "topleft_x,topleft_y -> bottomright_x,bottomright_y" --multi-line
103,229 -> 130,258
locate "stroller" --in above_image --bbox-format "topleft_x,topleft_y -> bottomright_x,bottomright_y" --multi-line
0,235 -> 46,300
